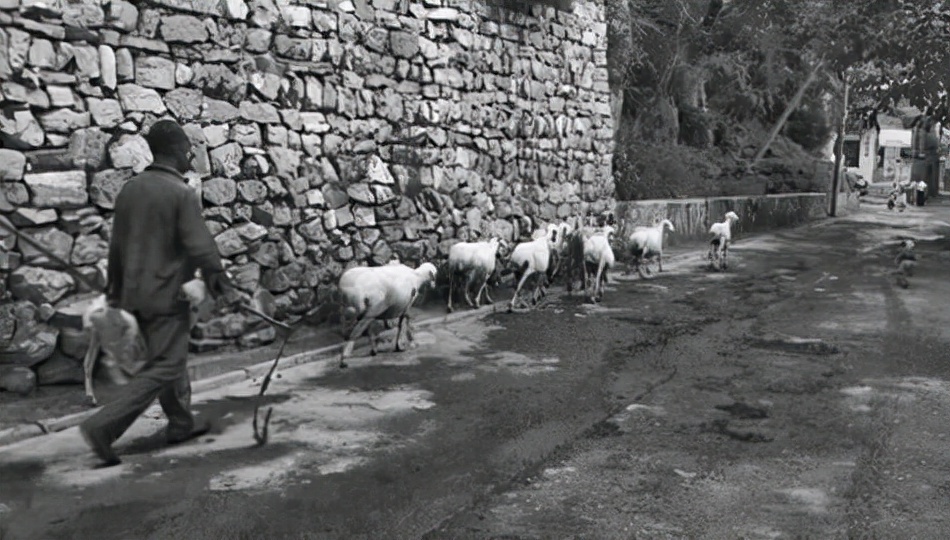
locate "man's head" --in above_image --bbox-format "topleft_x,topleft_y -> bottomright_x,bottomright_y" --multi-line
145,119 -> 193,173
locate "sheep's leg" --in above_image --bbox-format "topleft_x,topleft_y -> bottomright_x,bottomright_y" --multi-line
83,333 -> 100,406
721,241 -> 729,270
509,268 -> 534,311
474,278 -> 489,308
658,250 -> 663,272
447,271 -> 456,313
393,313 -> 407,352
592,258 -> 606,302
340,302 -> 389,367
463,272 -> 477,307
395,289 -> 419,351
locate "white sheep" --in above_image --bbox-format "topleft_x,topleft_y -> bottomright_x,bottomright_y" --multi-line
628,219 -> 675,277
337,262 -> 438,368
708,211 -> 740,270
81,295 -> 147,406
563,224 -> 613,294
81,278 -> 212,406
583,225 -> 616,302
507,233 -> 554,311
446,237 -> 508,312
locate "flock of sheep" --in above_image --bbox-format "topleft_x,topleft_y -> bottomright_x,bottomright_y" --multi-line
336,210 -> 743,367
77,208 -> 745,401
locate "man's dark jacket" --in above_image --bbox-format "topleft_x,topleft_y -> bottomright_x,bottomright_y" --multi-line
107,165 -> 224,319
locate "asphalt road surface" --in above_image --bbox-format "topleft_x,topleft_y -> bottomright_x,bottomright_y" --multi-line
1,198 -> 948,540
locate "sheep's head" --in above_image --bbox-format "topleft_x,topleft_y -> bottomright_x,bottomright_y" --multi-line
494,238 -> 511,259
602,225 -> 616,242
661,219 -> 675,233
416,262 -> 438,287
725,211 -> 739,223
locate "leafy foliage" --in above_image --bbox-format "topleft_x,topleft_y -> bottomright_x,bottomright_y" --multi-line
608,0 -> 950,200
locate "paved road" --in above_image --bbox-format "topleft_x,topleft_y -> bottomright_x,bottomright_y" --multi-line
1,197 -> 948,540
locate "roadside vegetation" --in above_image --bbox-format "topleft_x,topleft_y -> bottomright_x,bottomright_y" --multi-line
607,0 -> 950,200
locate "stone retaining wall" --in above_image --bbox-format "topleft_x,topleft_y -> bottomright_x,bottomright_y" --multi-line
614,192 -> 854,247
0,0 -> 613,380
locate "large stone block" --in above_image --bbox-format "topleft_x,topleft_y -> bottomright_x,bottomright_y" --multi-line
9,266 -> 75,304
3,110 -> 44,148
0,149 -> 26,181
209,143 -> 243,178
239,101 -> 280,123
39,109 -> 91,133
23,171 -> 88,208
71,234 -> 109,266
69,128 -> 111,170
89,168 -> 133,209
165,88 -> 204,121
159,14 -> 209,43
109,134 -> 153,173
214,228 -> 247,257
118,83 -> 167,113
19,227 -> 73,268
135,56 -> 176,90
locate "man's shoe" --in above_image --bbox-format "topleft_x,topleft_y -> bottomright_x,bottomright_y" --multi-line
167,421 -> 211,445
79,425 -> 121,467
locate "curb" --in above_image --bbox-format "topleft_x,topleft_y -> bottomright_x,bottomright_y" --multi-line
0,302 -> 502,449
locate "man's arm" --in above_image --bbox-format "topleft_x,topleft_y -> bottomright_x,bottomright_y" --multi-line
177,189 -> 230,296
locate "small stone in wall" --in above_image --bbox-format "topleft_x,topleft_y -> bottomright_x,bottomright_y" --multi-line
118,84 -> 167,113
214,228 -> 247,257
0,367 -> 37,396
237,179 -> 268,204
165,88 -> 204,121
9,266 -> 75,304
86,97 -> 123,128
201,98 -> 241,123
202,177 -> 238,206
238,326 -> 276,348
23,171 -> 88,208
39,109 -> 91,133
234,222 -> 267,242
71,234 -> 109,266
109,134 -> 153,173
159,14 -> 209,43
239,101 -> 280,124
11,208 -> 58,227
267,147 -> 301,180
5,110 -> 45,148
115,47 -> 134,81
19,227 -> 73,269
89,169 -> 134,210
250,241 -> 280,268
0,149 -> 26,181
209,142 -> 243,178
229,123 -> 262,146
69,128 -> 111,170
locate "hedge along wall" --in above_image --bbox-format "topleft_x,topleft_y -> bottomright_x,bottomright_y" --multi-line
0,0 -> 613,356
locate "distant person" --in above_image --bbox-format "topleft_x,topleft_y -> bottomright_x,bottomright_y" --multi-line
916,178 -> 928,206
79,119 -> 235,467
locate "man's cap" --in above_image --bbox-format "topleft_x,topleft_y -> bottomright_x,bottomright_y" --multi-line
145,119 -> 190,155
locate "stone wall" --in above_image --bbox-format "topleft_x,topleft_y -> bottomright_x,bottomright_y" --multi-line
614,193 -> 840,247
0,0 -> 613,385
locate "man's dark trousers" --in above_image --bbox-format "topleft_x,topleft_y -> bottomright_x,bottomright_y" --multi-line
81,309 -> 195,446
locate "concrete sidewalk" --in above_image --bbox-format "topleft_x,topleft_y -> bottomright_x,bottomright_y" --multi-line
0,299 -> 504,448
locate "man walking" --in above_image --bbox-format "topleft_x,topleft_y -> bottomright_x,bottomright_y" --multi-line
80,119 -> 234,467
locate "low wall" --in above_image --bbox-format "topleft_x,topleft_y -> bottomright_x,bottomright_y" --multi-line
614,192 -> 852,247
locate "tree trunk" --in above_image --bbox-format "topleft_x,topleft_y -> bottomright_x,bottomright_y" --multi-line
830,77 -> 850,217
751,62 -> 823,167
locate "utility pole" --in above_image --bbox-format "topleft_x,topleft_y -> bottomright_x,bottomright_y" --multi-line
829,76 -> 850,217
